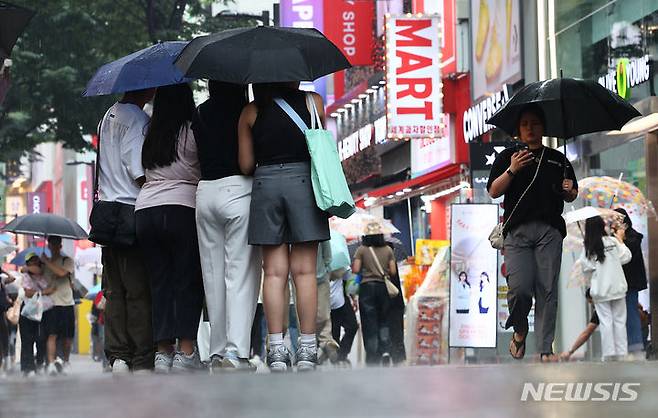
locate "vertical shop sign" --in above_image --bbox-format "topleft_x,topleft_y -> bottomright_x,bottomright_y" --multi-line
385,15 -> 443,139
324,0 -> 375,66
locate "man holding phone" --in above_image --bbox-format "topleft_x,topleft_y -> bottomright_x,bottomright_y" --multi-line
488,104 -> 578,362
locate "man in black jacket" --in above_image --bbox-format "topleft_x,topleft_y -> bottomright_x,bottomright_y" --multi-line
614,208 -> 648,354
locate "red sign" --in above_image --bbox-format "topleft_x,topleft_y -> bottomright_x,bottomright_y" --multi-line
386,16 -> 442,139
324,0 -> 375,66
412,0 -> 457,74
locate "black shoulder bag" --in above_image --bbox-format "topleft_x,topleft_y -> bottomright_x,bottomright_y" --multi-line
88,111 -> 138,247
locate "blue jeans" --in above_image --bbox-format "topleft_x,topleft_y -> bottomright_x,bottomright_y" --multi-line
625,290 -> 644,353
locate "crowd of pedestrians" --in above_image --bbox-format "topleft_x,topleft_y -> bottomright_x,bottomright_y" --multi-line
93,80 -> 407,374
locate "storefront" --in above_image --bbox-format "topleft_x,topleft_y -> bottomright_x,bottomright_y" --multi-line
551,0 -> 658,354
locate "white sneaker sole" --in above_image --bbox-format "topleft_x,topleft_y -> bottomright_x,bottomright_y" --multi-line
268,362 -> 289,373
296,361 -> 316,372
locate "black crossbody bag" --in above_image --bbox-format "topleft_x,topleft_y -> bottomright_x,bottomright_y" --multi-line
88,111 -> 138,247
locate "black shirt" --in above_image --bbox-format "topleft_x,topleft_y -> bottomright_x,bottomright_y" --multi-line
622,229 -> 648,291
252,89 -> 312,166
486,146 -> 578,238
192,97 -> 243,181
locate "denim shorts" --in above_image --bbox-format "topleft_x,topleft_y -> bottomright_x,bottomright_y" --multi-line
248,162 -> 330,245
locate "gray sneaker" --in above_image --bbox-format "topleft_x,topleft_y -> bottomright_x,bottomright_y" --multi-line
221,356 -> 257,372
295,344 -> 318,372
266,345 -> 292,372
171,348 -> 203,373
209,355 -> 223,374
154,352 -> 174,374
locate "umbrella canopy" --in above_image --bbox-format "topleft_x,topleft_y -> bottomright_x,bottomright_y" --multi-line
330,211 -> 400,240
175,26 -> 351,83
0,240 -> 17,258
83,41 -> 190,97
487,77 -> 641,138
0,1 -> 35,59
578,176 -> 655,216
2,213 -> 88,240
563,207 -> 626,252
347,236 -> 409,263
10,246 -> 51,266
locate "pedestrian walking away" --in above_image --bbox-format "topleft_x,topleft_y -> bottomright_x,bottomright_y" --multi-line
193,81 -> 261,373
97,88 -> 155,373
614,208 -> 648,355
135,83 -> 205,374
352,223 -> 396,366
579,216 -> 632,361
330,268 -> 358,365
18,254 -> 54,376
238,82 -> 331,372
39,236 -> 76,375
487,105 -> 578,362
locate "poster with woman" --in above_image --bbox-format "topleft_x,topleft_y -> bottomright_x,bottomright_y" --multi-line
449,204 -> 499,348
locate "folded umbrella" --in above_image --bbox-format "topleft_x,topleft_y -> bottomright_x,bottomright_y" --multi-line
3,213 -> 88,240
83,41 -> 190,97
0,1 -> 35,59
175,26 -> 351,83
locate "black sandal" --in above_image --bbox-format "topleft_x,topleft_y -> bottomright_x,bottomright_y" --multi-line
509,333 -> 526,360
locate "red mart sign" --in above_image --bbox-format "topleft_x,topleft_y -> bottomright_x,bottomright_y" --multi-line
385,16 -> 443,140
324,0 -> 375,66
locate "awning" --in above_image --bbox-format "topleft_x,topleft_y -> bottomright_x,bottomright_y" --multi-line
605,113 -> 658,137
356,164 -> 464,208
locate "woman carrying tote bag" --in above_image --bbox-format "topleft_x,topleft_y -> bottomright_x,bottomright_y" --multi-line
351,222 -> 397,366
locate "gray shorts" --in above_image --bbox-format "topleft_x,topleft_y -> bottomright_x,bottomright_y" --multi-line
248,162 -> 330,245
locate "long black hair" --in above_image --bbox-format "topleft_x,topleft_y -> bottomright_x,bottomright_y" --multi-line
458,271 -> 471,287
142,83 -> 196,169
584,216 -> 607,262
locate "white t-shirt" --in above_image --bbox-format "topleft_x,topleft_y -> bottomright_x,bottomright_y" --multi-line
98,103 -> 150,205
330,278 -> 345,310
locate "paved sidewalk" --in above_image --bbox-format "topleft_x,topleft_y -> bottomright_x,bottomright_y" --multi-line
1,360 -> 657,418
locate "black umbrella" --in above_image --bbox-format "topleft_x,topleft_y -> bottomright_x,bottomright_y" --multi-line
2,213 -> 88,240
347,236 -> 409,263
175,26 -> 351,83
0,1 -> 35,59
487,77 -> 641,140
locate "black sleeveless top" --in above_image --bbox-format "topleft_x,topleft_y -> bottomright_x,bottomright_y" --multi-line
192,97 -> 243,180
252,89 -> 312,166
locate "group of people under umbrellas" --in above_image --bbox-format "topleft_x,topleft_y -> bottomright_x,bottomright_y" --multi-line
2,17 -> 646,373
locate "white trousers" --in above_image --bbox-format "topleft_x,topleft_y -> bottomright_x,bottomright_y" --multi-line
196,176 -> 262,359
594,297 -> 628,360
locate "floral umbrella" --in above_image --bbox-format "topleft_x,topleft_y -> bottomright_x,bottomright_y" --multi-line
329,210 -> 399,240
578,176 -> 655,217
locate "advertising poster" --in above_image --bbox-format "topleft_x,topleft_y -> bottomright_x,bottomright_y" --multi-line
415,239 -> 449,266
449,204 -> 498,348
470,0 -> 521,101
385,15 -> 443,139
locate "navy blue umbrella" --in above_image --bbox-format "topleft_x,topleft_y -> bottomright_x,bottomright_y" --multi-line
10,246 -> 51,266
83,41 -> 190,97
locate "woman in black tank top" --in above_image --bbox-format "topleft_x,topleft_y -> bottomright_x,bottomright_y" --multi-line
238,82 -> 330,371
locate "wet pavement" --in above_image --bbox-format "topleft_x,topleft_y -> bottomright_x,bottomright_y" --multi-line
1,356 -> 657,418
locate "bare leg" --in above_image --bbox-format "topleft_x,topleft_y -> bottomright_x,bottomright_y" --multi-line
61,338 -> 72,362
179,339 -> 195,356
290,242 -> 319,335
262,244 -> 290,334
47,335 -> 57,364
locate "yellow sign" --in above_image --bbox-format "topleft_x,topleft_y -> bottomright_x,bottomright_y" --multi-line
415,239 -> 449,265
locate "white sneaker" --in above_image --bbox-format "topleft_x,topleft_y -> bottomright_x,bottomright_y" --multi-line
154,352 -> 174,374
46,363 -> 59,376
171,348 -> 204,373
61,361 -> 72,376
112,359 -> 130,374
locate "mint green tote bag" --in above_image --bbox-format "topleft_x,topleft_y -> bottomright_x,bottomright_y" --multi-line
275,94 -> 356,219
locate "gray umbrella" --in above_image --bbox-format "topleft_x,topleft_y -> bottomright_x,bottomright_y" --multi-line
2,213 -> 88,240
